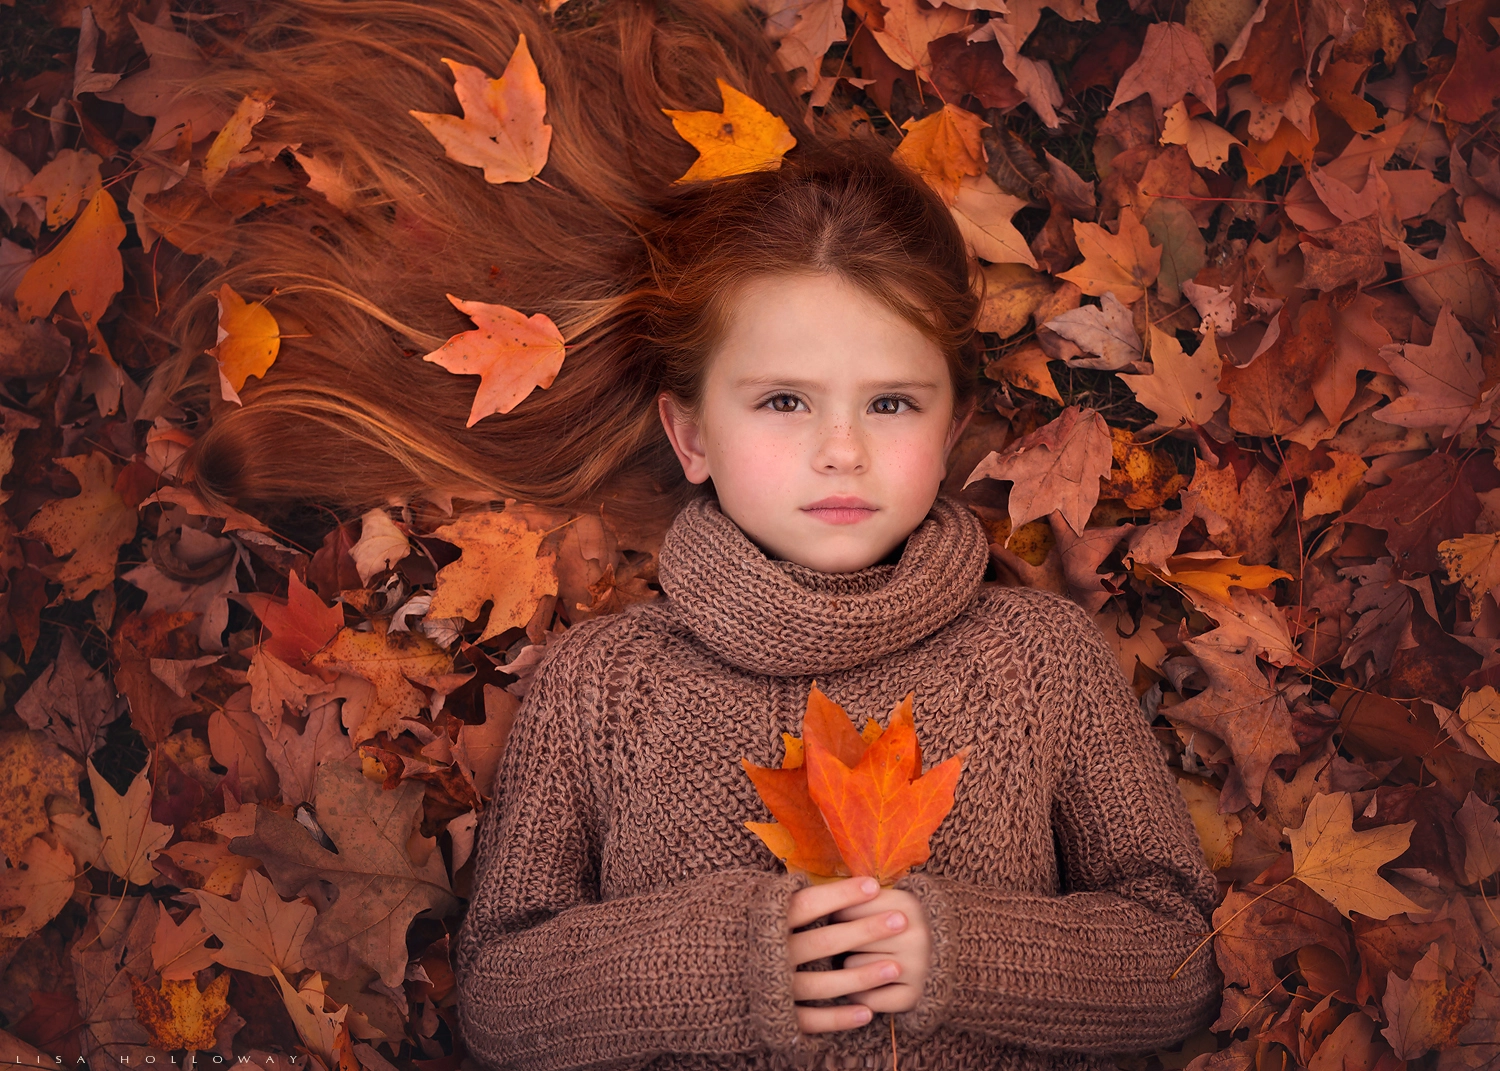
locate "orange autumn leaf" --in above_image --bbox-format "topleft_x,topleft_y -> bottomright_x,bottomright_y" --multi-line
741,682 -> 966,886
409,35 -> 552,185
1057,206 -> 1161,304
209,283 -> 281,404
421,294 -> 566,426
662,79 -> 796,182
891,103 -> 988,206
13,187 -> 125,352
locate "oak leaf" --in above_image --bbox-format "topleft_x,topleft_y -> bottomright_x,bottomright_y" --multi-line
14,630 -> 118,759
1057,207 -> 1160,303
94,13 -> 233,149
409,36 -> 552,185
1163,552 -> 1294,604
741,683 -> 966,886
420,294 -> 566,426
1160,101 -> 1240,172
16,148 -> 102,228
662,79 -> 795,182
753,0 -> 845,93
1161,631 -> 1302,807
1286,791 -> 1426,920
270,966 -> 358,1071
151,908 -> 218,981
229,754 -> 458,988
427,510 -> 560,643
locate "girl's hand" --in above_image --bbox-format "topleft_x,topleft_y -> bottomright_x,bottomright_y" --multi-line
828,886 -> 929,1014
785,876 -> 915,1033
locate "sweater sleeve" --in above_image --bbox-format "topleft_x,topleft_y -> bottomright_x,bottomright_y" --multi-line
453,634 -> 815,1071
889,596 -> 1224,1054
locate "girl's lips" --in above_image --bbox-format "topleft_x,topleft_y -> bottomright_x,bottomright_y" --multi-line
804,506 -> 877,525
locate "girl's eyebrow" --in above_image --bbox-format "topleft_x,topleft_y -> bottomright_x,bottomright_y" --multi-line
733,375 -> 941,390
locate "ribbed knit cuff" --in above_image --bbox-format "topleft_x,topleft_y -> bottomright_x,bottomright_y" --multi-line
891,871 -> 956,1041
745,870 -> 815,1054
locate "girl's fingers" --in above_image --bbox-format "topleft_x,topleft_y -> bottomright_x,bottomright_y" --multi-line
791,959 -> 900,1003
795,1002 -> 875,1034
787,876 -> 879,930
788,909 -> 907,967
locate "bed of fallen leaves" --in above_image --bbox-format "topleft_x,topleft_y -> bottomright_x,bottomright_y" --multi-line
0,0 -> 1499,1066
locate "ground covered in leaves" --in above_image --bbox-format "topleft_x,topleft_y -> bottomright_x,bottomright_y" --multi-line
1,0 -> 1500,1067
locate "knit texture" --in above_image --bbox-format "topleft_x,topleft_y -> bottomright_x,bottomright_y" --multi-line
454,493 -> 1224,1071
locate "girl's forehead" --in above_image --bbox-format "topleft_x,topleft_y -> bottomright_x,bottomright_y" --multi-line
709,273 -> 946,379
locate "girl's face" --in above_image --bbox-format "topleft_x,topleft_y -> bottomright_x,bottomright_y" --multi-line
659,271 -> 969,573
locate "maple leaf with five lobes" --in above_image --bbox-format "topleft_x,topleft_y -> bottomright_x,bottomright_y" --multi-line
892,103 -> 988,207
662,79 -> 796,183
421,294 -> 567,427
1058,207 -> 1161,304
741,682 -> 967,886
129,973 -> 232,1051
409,35 -> 552,185
1286,791 -> 1425,920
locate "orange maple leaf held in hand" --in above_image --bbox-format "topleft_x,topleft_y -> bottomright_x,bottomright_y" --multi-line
421,294 -> 567,426
741,682 -> 966,886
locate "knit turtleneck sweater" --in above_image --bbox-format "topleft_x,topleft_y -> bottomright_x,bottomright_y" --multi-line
454,493 -> 1223,1071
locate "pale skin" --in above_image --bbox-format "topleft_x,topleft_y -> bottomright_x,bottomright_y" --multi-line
658,270 -> 973,1033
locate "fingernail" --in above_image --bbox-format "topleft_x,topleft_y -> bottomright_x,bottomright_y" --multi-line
854,1007 -> 872,1023
880,963 -> 899,980
860,878 -> 878,895
887,911 -> 905,929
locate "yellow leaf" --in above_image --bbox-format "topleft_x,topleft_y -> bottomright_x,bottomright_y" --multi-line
1286,791 -> 1426,920
1163,551 -> 1293,603
662,78 -> 796,182
421,295 -> 566,426
203,90 -> 274,191
1458,686 -> 1500,764
308,622 -> 452,745
16,148 -> 102,228
21,451 -> 138,600
1057,207 -> 1161,303
428,511 -> 560,643
892,103 -> 987,206
409,35 -> 552,185
208,283 -> 281,403
129,973 -> 232,1051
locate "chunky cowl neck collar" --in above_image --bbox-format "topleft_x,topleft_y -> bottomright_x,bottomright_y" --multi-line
655,493 -> 990,676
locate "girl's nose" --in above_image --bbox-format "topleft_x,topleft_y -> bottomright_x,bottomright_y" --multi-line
813,419 -> 868,472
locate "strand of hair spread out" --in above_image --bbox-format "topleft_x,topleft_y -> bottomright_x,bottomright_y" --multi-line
155,0 -> 984,535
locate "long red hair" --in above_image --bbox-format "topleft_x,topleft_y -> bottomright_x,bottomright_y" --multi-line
159,0 -> 986,532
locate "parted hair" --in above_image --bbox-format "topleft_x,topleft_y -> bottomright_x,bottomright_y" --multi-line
158,0 -> 986,531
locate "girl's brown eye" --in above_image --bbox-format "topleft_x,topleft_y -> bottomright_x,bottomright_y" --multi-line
873,397 -> 905,414
769,394 -> 799,412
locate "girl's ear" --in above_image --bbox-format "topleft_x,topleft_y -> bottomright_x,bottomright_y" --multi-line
658,392 -> 713,484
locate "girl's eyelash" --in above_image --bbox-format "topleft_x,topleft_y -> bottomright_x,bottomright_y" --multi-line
759,393 -> 922,412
